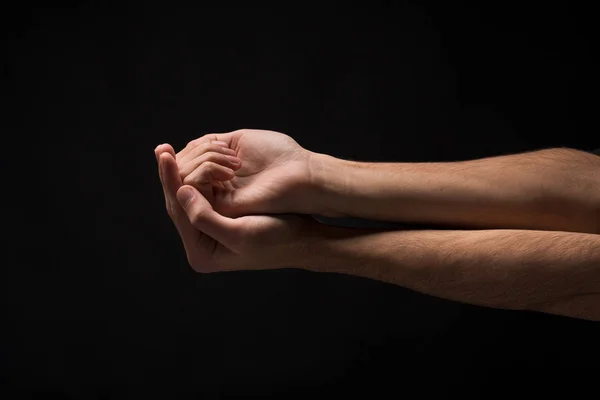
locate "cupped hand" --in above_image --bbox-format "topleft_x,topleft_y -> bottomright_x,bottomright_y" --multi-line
176,129 -> 316,218
156,143 -> 310,273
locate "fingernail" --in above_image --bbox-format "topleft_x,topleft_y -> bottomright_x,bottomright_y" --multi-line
178,187 -> 195,208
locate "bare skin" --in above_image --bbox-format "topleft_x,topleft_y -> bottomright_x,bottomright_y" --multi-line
310,147 -> 600,234
300,223 -> 600,321
176,129 -> 600,234
156,144 -> 309,273
156,130 -> 600,321
175,130 -> 315,218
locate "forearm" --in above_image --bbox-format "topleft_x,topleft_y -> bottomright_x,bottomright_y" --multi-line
298,221 -> 600,321
309,148 -> 600,233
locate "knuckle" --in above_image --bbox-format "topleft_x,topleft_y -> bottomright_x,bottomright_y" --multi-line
200,142 -> 215,152
189,209 -> 208,227
205,162 -> 223,180
187,138 -> 200,148
179,169 -> 188,182
182,175 -> 194,186
205,152 -> 227,163
184,162 -> 215,184
205,143 -> 224,154
178,163 -> 190,177
203,161 -> 218,171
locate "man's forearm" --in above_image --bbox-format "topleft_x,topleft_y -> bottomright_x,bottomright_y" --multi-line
298,221 -> 600,321
308,148 -> 600,233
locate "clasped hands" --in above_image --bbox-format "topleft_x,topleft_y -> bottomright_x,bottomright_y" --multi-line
155,129 -> 332,273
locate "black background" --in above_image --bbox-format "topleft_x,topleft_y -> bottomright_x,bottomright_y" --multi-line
3,2 -> 599,398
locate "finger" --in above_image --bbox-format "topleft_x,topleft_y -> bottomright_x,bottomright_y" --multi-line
177,142 -> 237,170
155,146 -> 169,206
179,151 -> 241,179
211,180 -> 226,190
182,161 -> 235,186
156,143 -> 223,205
160,143 -> 177,159
155,143 -> 176,162
176,184 -> 241,252
159,152 -> 208,257
177,132 -> 235,160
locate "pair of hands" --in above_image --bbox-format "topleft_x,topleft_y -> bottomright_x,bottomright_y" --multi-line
155,129 -> 320,272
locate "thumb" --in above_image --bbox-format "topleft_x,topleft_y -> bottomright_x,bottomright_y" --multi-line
176,185 -> 240,251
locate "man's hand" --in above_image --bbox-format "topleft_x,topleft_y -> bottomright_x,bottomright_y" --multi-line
175,129 -> 322,218
156,143 -> 309,273
177,130 -> 600,233
157,141 -> 600,320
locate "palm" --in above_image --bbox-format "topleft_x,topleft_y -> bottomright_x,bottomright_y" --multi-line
199,211 -> 311,270
210,130 -> 311,217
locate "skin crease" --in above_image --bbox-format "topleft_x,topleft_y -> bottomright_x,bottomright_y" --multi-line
177,130 -> 600,234
156,144 -> 312,273
175,129 -> 319,218
159,130 -> 600,321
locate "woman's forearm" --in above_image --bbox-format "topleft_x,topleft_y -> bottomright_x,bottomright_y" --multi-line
298,221 -> 600,321
309,147 -> 600,233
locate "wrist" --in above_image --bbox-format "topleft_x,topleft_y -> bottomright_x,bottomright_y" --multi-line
295,215 -> 385,274
307,151 -> 353,217
293,216 -> 344,273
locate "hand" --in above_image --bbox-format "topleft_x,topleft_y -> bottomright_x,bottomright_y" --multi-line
155,143 -> 310,273
175,129 -> 318,218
